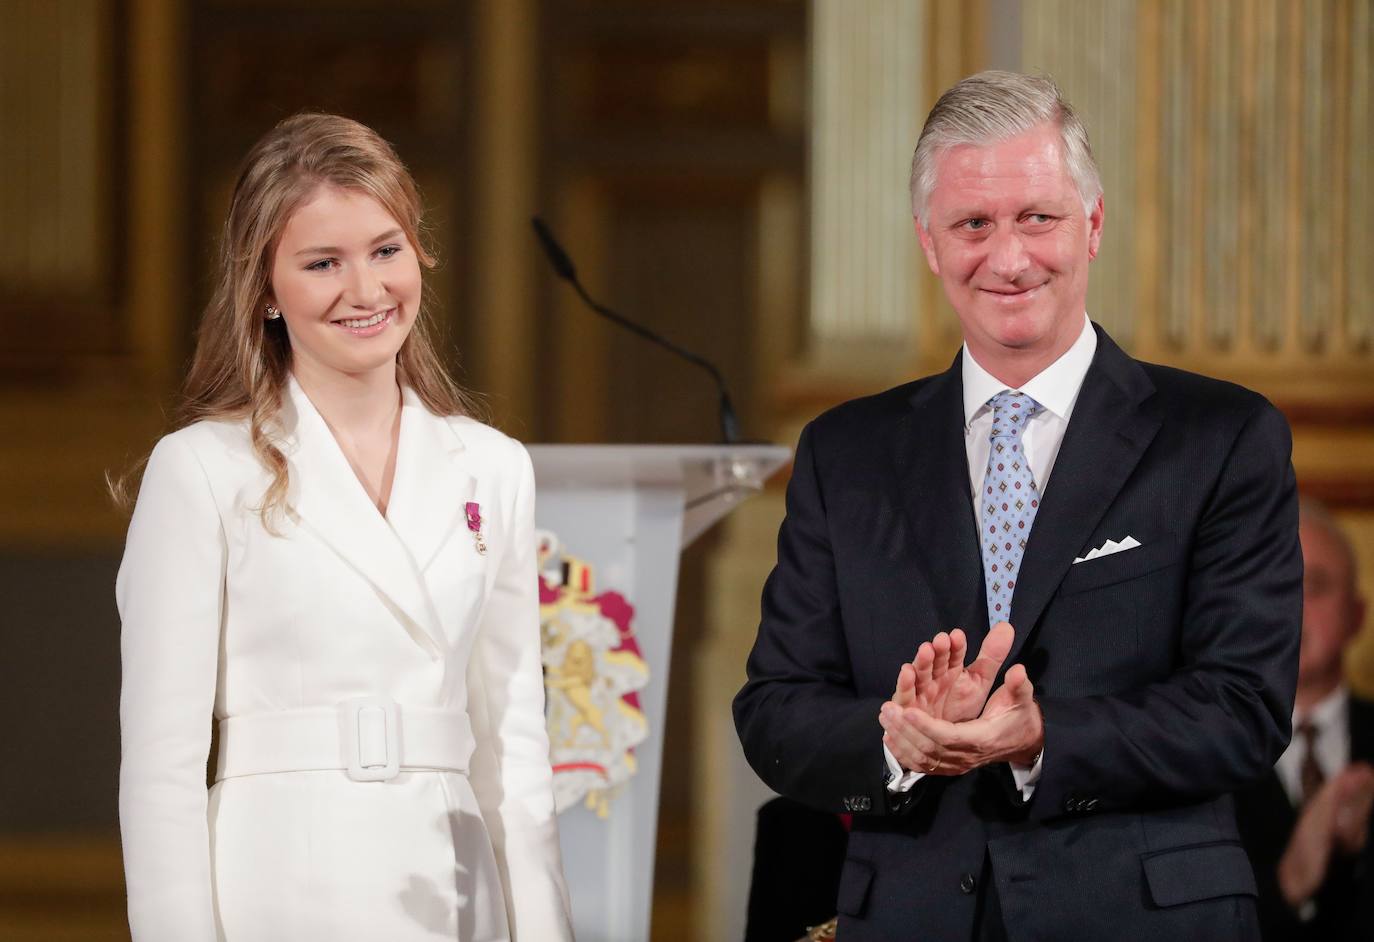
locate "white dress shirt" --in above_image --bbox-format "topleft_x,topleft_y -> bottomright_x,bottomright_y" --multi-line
886,314 -> 1098,798
1276,686 -> 1351,807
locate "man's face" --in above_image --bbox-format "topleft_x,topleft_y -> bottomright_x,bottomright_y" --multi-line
916,122 -> 1103,372
1298,520 -> 1365,686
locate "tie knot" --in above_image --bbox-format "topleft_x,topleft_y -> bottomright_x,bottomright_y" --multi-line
988,391 -> 1040,440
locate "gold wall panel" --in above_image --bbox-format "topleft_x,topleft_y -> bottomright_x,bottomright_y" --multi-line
0,0 -> 121,367
566,41 -> 774,129
808,0 -> 926,359
198,31 -> 461,130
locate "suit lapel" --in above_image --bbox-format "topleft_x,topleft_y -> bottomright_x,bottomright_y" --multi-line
896,357 -> 989,649
384,387 -> 475,575
1349,696 -> 1374,765
282,377 -> 446,658
1004,328 -> 1162,666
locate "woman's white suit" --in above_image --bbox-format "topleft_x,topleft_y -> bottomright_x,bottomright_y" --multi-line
117,378 -> 573,941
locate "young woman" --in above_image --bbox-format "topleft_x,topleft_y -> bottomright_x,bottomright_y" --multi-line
116,113 -> 572,941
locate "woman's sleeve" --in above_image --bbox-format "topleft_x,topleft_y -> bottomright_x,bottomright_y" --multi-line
115,434 -> 226,941
465,441 -> 574,941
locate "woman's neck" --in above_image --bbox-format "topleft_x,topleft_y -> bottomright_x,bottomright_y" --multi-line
291,359 -> 401,443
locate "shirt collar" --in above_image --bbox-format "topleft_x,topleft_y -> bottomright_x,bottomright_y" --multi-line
962,313 -> 1098,428
1297,685 -> 1349,730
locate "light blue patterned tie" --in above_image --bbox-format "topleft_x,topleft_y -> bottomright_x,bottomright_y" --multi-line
980,391 -> 1042,627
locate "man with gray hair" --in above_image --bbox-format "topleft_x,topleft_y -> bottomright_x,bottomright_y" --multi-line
735,71 -> 1301,940
1236,499 -> 1374,940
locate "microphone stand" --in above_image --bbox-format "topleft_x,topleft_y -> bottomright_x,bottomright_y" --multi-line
530,216 -> 744,445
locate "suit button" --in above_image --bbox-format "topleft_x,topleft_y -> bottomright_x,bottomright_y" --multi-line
960,873 -> 977,894
1063,797 -> 1078,813
1084,798 -> 1100,811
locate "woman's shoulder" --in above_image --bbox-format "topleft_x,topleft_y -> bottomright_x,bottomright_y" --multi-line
442,414 -> 530,465
149,416 -> 258,481
158,415 -> 251,454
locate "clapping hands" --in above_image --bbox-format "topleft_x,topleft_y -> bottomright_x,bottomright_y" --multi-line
1278,762 -> 1374,908
879,622 -> 1043,777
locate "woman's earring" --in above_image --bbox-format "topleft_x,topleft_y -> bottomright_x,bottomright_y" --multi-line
265,304 -> 282,320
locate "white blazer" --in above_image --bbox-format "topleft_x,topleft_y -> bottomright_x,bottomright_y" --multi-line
117,377 -> 573,941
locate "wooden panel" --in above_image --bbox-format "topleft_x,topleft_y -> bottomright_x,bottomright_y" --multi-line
196,28 -> 461,133
0,0 -> 125,370
185,2 -> 473,372
605,181 -> 757,443
563,40 -> 772,130
0,837 -> 127,942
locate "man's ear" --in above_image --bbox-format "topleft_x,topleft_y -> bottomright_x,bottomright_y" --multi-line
1348,593 -> 1367,647
915,217 -> 940,275
1086,194 -> 1105,260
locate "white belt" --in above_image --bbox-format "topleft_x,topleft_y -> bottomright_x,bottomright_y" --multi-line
215,697 -> 472,783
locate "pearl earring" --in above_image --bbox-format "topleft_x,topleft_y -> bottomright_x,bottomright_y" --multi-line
265,305 -> 282,320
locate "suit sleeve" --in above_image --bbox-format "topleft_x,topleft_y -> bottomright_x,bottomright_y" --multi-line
116,435 -> 225,941
733,421 -> 903,815
1028,401 -> 1302,818
465,441 -> 573,941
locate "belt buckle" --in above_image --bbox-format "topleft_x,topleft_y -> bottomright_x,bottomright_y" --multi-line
338,696 -> 401,782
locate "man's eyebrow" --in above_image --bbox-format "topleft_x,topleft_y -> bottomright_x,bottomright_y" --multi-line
941,200 -> 1066,220
294,228 -> 404,256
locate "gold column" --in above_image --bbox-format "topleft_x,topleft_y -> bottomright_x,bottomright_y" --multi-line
808,0 -> 927,371
128,0 -> 186,388
471,0 -> 539,430
1021,0 -> 1138,344
1345,0 -> 1372,350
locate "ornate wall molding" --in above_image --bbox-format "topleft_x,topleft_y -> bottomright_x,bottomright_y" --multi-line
807,0 -> 926,363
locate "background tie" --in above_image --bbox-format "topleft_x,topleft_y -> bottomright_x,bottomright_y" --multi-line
1297,721 -> 1325,804
980,391 -> 1042,627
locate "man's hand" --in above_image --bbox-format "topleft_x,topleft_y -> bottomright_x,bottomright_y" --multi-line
1331,762 -> 1374,855
891,623 -> 1016,722
1277,762 -> 1374,909
1279,775 -> 1342,908
880,660 -> 1043,776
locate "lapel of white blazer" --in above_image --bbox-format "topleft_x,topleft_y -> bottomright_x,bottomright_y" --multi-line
281,377 -> 465,659
385,386 -> 476,576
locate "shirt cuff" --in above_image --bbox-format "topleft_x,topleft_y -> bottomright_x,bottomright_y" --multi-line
883,742 -> 925,793
1009,749 -> 1044,799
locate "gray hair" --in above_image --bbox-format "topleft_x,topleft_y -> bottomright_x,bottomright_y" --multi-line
909,70 -> 1102,226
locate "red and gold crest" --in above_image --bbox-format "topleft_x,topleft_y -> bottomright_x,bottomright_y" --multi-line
538,531 -> 650,818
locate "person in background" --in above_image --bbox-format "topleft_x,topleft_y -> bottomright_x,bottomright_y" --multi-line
1236,498 -> 1374,940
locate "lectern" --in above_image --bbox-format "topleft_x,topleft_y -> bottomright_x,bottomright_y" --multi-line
528,444 -> 790,942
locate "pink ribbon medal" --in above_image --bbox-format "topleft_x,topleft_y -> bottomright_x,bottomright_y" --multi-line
465,501 -> 487,555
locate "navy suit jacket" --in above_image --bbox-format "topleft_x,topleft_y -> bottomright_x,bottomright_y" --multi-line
734,326 -> 1303,941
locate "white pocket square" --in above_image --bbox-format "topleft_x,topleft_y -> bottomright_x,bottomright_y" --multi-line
1073,535 -> 1141,565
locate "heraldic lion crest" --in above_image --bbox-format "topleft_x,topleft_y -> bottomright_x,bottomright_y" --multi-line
538,530 -> 651,818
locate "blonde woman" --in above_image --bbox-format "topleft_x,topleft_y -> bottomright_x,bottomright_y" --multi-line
116,114 -> 572,941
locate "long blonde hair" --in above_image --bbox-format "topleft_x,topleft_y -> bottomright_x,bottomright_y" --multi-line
115,113 -> 483,520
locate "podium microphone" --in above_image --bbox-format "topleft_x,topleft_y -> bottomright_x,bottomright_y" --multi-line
530,216 -> 744,445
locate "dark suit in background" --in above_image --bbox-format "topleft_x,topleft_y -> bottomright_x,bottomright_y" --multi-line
744,797 -> 849,942
1236,695 -> 1374,940
734,327 -> 1302,940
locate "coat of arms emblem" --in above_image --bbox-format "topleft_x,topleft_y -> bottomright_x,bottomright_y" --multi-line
537,531 -> 650,818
